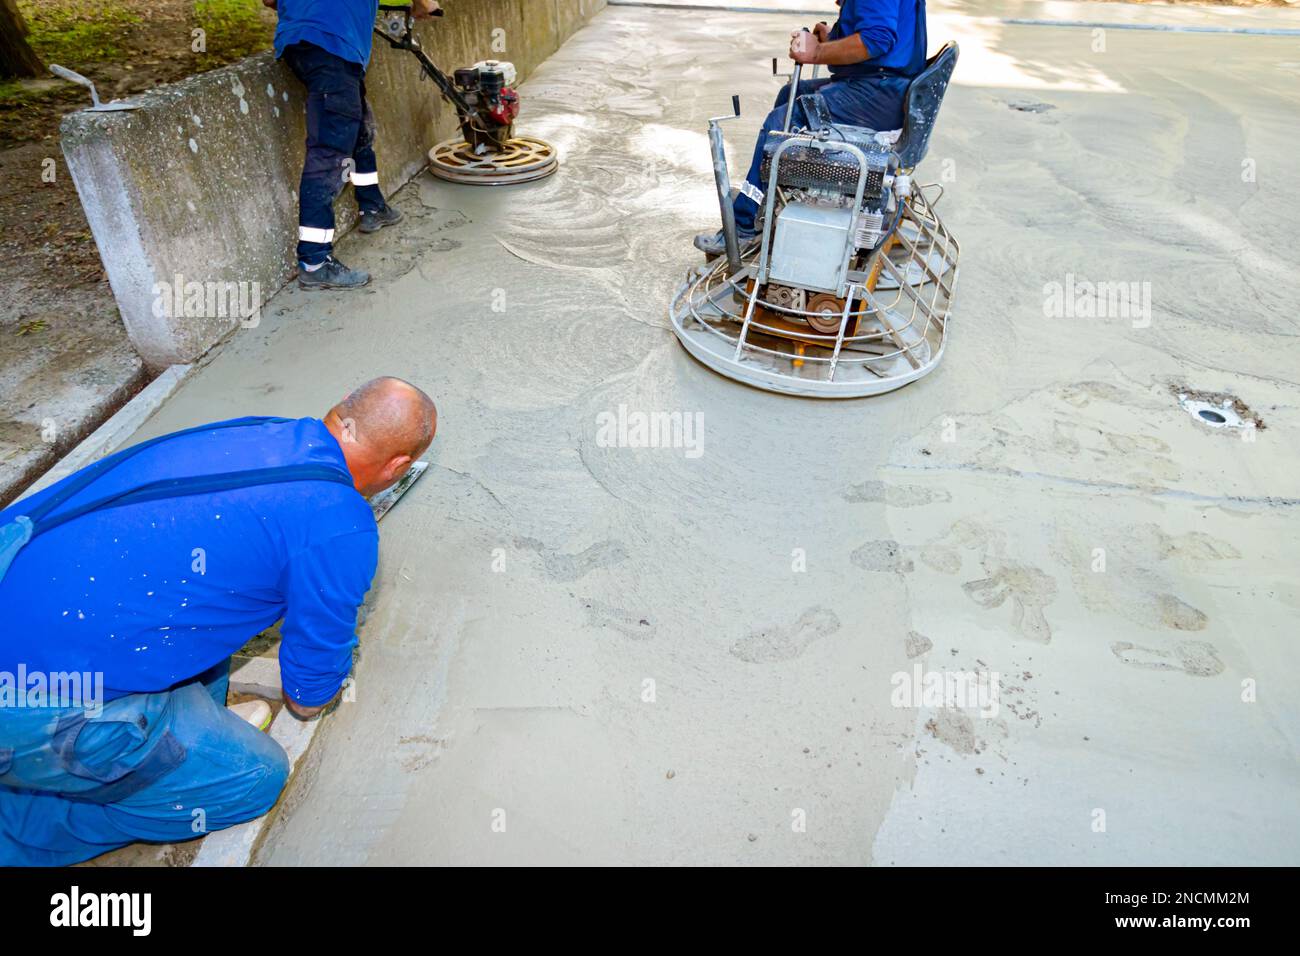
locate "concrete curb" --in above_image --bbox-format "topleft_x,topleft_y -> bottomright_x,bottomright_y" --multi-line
20,364 -> 192,499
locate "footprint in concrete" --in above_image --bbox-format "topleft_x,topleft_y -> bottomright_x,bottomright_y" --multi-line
905,630 -> 934,659
516,537 -> 628,581
1110,640 -> 1224,677
730,606 -> 841,664
1006,98 -> 1055,114
1052,527 -> 1210,632
924,709 -> 977,754
582,599 -> 656,640
1155,593 -> 1209,631
850,540 -> 914,573
918,545 -> 962,575
962,561 -> 1057,643
842,480 -> 952,507
1154,529 -> 1241,564
397,733 -> 446,772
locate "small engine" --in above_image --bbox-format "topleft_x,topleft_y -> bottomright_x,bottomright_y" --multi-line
759,127 -> 897,290
374,5 -> 558,184
452,60 -> 521,151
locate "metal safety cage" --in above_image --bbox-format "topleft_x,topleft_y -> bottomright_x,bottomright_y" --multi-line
670,181 -> 959,398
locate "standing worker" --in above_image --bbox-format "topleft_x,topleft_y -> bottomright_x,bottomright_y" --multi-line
264,0 -> 442,289
694,0 -> 928,255
0,378 -> 436,865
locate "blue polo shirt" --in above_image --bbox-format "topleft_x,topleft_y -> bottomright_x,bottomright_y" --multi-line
273,0 -> 380,68
0,418 -> 378,707
829,0 -> 927,78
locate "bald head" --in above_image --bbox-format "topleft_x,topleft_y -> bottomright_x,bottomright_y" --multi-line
325,377 -> 437,496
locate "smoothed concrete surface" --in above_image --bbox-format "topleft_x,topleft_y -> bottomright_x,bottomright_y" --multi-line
119,4 -> 1299,865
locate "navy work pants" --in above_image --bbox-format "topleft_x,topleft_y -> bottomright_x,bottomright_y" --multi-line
282,41 -> 386,265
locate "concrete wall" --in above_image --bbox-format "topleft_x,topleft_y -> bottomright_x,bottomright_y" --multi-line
60,0 -> 606,370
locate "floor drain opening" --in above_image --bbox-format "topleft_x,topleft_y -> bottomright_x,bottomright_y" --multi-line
1175,390 -> 1259,432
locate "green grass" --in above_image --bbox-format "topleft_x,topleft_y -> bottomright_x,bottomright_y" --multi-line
193,0 -> 275,68
17,0 -> 141,65
2,1 -> 274,139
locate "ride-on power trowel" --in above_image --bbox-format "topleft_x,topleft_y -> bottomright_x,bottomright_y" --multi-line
671,41 -> 960,398
374,3 -> 558,185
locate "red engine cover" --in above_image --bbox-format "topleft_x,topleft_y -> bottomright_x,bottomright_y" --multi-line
489,88 -> 520,127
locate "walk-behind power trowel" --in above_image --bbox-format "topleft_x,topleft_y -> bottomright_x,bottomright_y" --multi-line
374,3 -> 558,185
671,42 -> 960,398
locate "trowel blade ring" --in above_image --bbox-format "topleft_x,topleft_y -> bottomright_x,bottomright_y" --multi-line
427,135 -> 559,186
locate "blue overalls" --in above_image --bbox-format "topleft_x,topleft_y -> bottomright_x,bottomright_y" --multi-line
274,1 -> 385,266
0,418 -> 366,866
733,0 -> 928,233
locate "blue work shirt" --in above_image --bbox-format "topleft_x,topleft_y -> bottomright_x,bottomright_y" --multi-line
828,0 -> 927,78
0,418 -> 378,707
273,0 -> 380,69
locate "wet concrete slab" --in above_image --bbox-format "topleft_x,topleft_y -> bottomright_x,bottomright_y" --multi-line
121,4 -> 1300,864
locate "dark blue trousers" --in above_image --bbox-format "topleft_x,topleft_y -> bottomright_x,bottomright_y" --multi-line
734,74 -> 911,233
282,41 -> 386,266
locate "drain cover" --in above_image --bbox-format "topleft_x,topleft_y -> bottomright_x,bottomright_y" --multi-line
1178,393 -> 1249,430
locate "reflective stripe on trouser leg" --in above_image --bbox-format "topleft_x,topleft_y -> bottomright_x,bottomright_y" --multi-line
297,146 -> 350,264
351,85 -> 385,212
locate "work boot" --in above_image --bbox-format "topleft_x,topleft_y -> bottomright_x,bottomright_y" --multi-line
229,700 -> 273,732
693,227 -> 757,257
298,256 -> 370,290
358,204 -> 403,234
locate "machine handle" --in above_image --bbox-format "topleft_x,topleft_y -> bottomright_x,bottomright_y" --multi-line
732,94 -> 740,117
782,28 -> 809,133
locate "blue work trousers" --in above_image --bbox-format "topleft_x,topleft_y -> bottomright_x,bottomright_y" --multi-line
0,660 -> 288,866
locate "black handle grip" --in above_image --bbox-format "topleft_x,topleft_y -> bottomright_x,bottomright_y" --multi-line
732,94 -> 740,116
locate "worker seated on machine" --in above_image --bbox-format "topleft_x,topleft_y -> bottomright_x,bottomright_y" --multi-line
694,0 -> 929,256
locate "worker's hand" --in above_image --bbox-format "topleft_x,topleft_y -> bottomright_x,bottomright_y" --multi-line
790,30 -> 819,65
812,21 -> 831,42
412,0 -> 441,18
284,690 -> 336,720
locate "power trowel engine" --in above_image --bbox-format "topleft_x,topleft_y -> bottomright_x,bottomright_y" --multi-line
451,60 -> 521,150
756,128 -> 905,337
374,3 -> 558,184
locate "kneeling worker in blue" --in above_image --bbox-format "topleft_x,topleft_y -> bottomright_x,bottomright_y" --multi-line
0,376 -> 437,865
